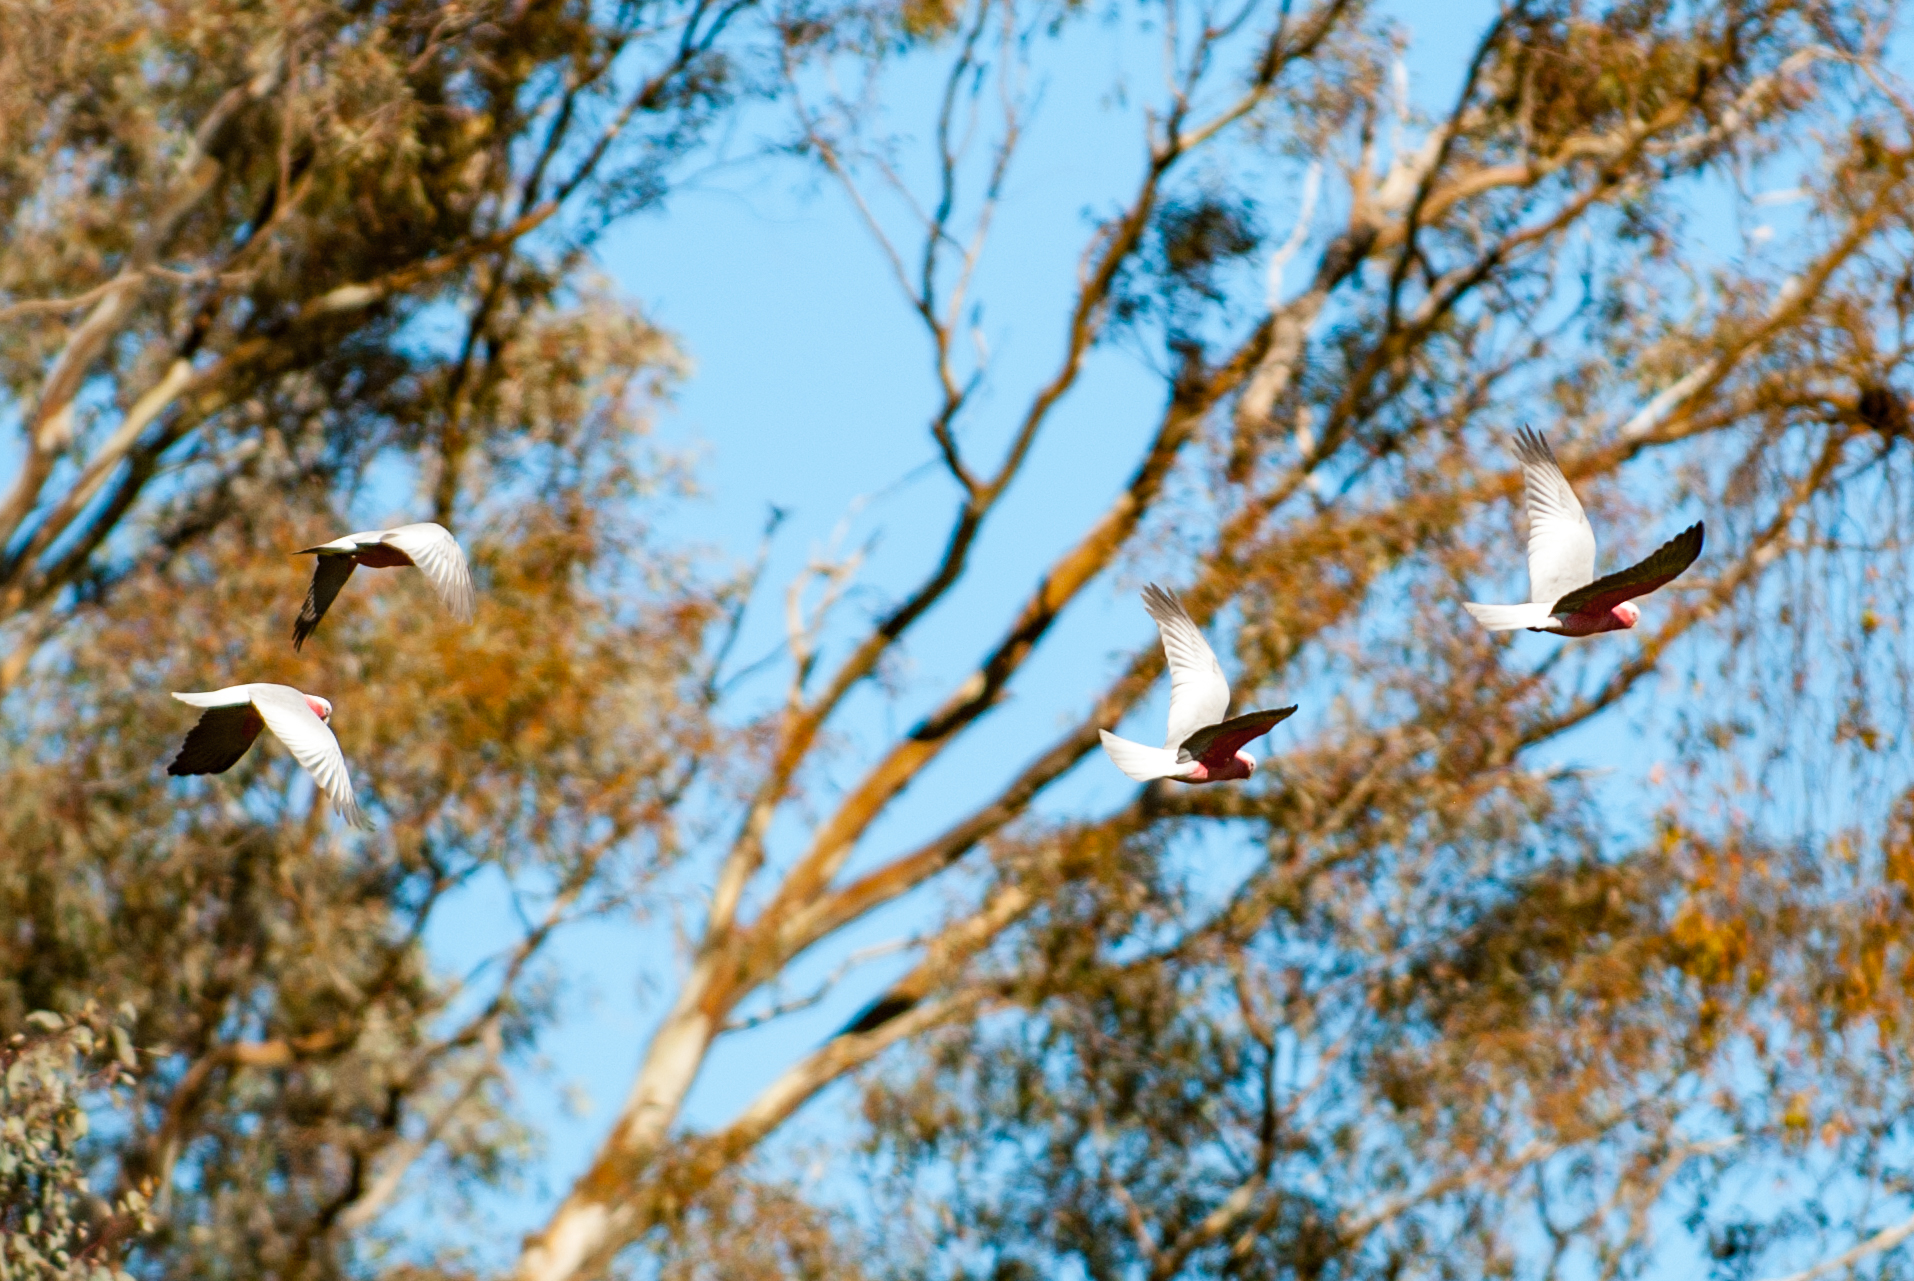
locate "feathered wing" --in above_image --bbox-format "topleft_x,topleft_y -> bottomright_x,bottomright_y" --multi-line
250,685 -> 369,829
1511,427 -> 1597,606
172,685 -> 262,709
1099,730 -> 1193,782
380,523 -> 476,623
295,531 -> 381,555
1551,522 -> 1704,618
293,556 -> 358,651
168,701 -> 265,776
1140,584 -> 1230,751
1176,705 -> 1298,765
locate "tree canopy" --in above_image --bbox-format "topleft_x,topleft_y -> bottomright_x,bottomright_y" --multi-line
7,0 -> 1914,1279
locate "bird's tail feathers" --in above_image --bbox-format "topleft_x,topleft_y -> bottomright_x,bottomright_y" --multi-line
1099,730 -> 1189,782
1463,601 -> 1557,631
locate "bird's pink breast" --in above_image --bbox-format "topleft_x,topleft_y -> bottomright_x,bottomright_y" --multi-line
1546,608 -> 1635,637
1174,753 -> 1253,785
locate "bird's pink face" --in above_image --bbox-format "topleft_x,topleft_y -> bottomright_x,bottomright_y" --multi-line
1238,751 -> 1258,775
306,695 -> 334,723
1613,601 -> 1641,629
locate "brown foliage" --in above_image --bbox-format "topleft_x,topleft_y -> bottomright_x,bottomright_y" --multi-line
13,1 -> 1914,1280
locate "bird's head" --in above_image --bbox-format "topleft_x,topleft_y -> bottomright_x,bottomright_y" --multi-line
1238,751 -> 1258,775
306,695 -> 335,723
1614,601 -> 1642,629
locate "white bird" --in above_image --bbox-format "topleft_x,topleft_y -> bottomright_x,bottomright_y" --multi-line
1099,584 -> 1297,784
1464,427 -> 1704,637
167,684 -> 368,828
292,522 -> 475,650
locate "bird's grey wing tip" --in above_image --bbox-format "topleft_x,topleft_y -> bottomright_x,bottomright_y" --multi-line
1657,521 -> 1706,566
291,610 -> 319,650
1139,583 -> 1188,619
1510,425 -> 1557,466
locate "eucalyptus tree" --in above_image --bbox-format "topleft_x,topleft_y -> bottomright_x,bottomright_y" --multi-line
0,0 -> 747,649
521,1 -> 1914,1279
11,0 -> 1914,1279
0,0 -> 750,1273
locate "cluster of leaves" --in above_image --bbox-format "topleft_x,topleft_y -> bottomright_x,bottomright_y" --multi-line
0,1006 -> 151,1281
0,0 -> 742,624
0,326 -> 717,1274
1111,195 -> 1266,338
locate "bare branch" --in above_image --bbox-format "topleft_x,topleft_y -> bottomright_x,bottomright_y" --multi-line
1757,1210 -> 1914,1281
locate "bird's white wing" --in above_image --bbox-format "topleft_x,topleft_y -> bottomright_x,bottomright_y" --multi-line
172,685 -> 262,709
1140,584 -> 1230,751
250,685 -> 369,829
380,523 -> 476,623
296,530 -> 386,555
1511,427 -> 1596,606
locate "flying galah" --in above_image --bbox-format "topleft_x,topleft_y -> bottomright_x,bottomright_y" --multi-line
1099,584 -> 1297,784
292,522 -> 475,650
1464,428 -> 1704,637
167,684 -> 369,828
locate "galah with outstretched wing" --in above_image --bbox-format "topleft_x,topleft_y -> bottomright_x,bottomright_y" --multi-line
1099,584 -> 1297,784
1464,427 -> 1704,637
167,684 -> 369,828
292,522 -> 475,650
